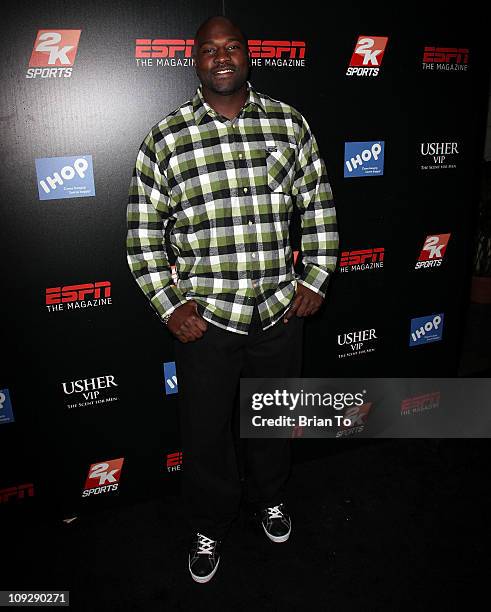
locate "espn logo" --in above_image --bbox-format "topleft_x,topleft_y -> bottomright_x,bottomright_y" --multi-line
135,38 -> 306,60
167,451 -> 183,472
135,39 -> 194,58
82,458 -> 124,497
27,30 -> 81,79
340,248 -> 384,271
248,40 -> 306,59
46,281 -> 111,304
423,47 -> 469,64
346,36 -> 388,76
415,234 -> 450,269
401,392 -> 440,415
0,483 -> 34,504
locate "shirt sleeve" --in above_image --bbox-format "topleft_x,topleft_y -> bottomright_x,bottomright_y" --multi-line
292,115 -> 339,298
126,130 -> 187,319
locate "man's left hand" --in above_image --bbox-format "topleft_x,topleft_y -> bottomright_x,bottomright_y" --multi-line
283,283 -> 324,323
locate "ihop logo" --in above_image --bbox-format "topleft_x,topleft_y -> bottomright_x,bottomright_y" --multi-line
409,313 -> 444,347
35,155 -> 95,200
344,141 -> 384,177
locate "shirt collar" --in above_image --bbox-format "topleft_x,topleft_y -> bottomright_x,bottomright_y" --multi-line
192,82 -> 266,125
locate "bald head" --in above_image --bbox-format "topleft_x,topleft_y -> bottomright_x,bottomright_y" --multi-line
194,16 -> 246,49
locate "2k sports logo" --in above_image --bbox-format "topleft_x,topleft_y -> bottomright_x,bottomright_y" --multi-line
27,30 -> 81,79
346,36 -> 388,77
82,458 -> 124,497
415,234 -> 451,269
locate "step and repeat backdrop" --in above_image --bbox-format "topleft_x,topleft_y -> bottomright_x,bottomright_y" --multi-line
0,2 -> 488,518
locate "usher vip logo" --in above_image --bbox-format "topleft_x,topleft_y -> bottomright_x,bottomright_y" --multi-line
422,46 -> 469,72
46,281 -> 112,312
346,36 -> 388,76
344,142 -> 384,177
0,389 -> 15,425
135,38 -> 306,68
35,156 -> 95,200
337,328 -> 378,359
419,142 -> 460,171
339,248 -> 384,272
27,30 -> 81,78
415,234 -> 451,269
409,314 -> 444,347
82,458 -> 124,497
62,374 -> 119,409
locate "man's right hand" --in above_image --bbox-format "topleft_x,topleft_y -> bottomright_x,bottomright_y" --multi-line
167,300 -> 208,343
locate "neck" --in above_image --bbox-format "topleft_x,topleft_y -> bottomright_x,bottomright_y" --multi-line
201,84 -> 248,120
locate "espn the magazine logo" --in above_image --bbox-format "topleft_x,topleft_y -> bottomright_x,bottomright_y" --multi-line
135,38 -> 306,68
166,451 -> 183,472
422,46 -> 469,72
340,248 -> 384,272
346,36 -> 388,77
82,458 -> 124,497
46,281 -> 112,312
415,234 -> 451,269
401,392 -> 440,415
27,30 -> 81,78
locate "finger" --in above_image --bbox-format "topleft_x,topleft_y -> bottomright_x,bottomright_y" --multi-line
295,299 -> 311,317
284,296 -> 303,322
194,315 -> 208,332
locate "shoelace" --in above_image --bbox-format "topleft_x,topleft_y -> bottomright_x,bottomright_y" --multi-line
196,533 -> 216,555
266,504 -> 284,519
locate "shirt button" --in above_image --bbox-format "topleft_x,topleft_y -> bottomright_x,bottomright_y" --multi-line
243,187 -> 248,194
252,253 -> 256,258
239,153 -> 243,159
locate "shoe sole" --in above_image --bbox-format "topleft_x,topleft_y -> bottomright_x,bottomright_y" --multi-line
262,522 -> 291,543
189,557 -> 220,584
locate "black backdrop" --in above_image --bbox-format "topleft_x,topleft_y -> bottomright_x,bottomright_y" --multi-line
1,2 -> 489,518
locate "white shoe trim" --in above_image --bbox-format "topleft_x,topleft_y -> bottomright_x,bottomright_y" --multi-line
262,521 -> 291,543
188,555 -> 220,583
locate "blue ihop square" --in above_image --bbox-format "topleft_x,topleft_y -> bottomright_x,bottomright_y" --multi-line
409,313 -> 444,347
164,361 -> 178,395
344,141 -> 385,178
35,155 -> 95,201
0,388 -> 15,424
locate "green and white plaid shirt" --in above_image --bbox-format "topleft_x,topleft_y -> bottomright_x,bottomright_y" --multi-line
127,83 -> 338,334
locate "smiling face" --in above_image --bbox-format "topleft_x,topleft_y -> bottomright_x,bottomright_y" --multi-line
193,17 -> 249,97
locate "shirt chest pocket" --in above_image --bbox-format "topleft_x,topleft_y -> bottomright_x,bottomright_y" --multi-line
265,144 -> 297,194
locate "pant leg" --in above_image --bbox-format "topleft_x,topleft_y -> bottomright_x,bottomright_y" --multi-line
174,321 -> 245,541
241,308 -> 304,510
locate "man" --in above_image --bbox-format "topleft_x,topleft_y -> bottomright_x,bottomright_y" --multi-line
127,16 -> 338,583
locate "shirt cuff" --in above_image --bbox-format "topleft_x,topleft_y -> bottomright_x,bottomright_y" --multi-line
150,285 -> 188,319
298,263 -> 330,298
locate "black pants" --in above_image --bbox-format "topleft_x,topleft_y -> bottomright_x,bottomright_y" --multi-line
174,303 -> 304,541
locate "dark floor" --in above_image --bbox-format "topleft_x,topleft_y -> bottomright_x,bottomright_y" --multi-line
5,438 -> 489,611
4,301 -> 490,610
